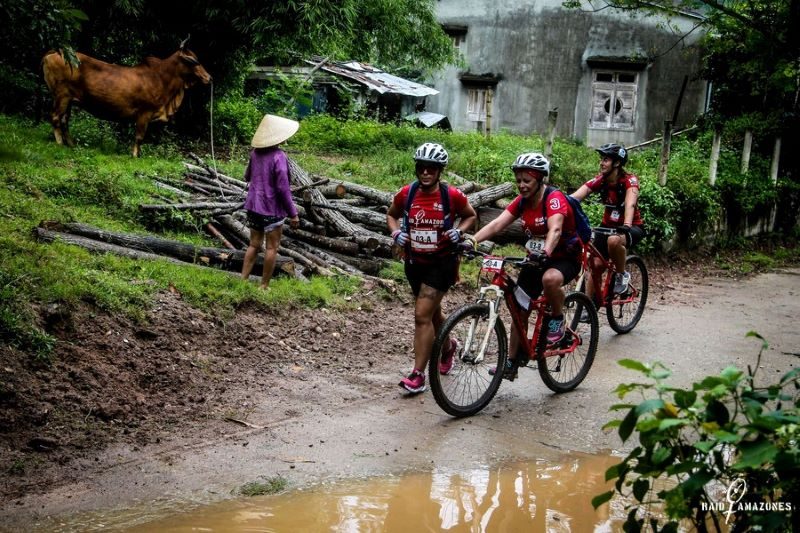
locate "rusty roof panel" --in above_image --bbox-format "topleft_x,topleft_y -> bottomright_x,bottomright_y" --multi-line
309,59 -> 439,97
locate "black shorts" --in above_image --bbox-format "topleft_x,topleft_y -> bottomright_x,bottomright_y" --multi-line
516,257 -> 581,299
404,254 -> 459,296
593,225 -> 645,258
246,210 -> 284,232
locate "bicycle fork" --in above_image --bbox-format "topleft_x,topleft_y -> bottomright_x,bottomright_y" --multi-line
462,286 -> 504,364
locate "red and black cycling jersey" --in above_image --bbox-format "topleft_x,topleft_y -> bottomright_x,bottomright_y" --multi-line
391,184 -> 469,261
506,189 -> 581,259
582,172 -> 644,227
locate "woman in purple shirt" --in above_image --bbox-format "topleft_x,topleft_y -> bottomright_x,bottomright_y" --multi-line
241,114 -> 301,289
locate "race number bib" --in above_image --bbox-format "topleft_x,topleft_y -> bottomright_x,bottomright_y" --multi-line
481,256 -> 504,274
610,209 -> 621,222
525,237 -> 546,254
410,229 -> 438,251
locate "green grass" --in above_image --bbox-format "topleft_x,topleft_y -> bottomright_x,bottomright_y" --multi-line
238,475 -> 288,496
0,114 -> 362,356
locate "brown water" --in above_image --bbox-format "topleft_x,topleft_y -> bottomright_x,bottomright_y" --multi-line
68,451 -> 625,532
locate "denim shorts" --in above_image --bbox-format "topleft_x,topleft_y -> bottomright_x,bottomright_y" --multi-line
246,210 -> 284,232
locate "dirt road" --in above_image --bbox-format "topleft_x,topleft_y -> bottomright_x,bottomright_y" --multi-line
2,268 -> 798,530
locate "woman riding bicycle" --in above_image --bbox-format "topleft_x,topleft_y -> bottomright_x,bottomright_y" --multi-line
570,143 -> 645,298
465,153 -> 582,380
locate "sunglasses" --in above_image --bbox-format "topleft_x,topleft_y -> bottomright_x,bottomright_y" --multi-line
415,162 -> 442,173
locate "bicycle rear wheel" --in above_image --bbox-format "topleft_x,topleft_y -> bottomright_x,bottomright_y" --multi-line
429,303 -> 508,417
606,255 -> 648,334
538,291 -> 598,393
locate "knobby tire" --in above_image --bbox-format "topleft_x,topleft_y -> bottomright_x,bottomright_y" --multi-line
538,291 -> 599,392
606,255 -> 648,334
429,303 -> 508,417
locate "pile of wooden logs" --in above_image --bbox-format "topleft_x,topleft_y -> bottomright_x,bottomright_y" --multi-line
36,154 -> 522,284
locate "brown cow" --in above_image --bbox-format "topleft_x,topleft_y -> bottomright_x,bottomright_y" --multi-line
42,39 -> 211,157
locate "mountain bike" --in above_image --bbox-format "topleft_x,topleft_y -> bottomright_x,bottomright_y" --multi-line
428,249 -> 599,418
574,226 -> 649,334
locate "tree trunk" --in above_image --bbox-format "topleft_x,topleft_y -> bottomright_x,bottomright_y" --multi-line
466,183 -> 515,208
283,227 -> 360,255
34,227 -> 295,278
140,201 -> 243,211
475,207 -> 525,243
288,158 -> 392,255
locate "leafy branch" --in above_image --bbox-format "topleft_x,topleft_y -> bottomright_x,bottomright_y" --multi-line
594,333 -> 799,532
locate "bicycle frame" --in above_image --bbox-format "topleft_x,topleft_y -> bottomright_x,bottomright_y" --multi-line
473,255 -> 582,363
575,230 -> 639,308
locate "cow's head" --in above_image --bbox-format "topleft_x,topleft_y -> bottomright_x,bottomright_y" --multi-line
178,49 -> 211,87
177,35 -> 211,86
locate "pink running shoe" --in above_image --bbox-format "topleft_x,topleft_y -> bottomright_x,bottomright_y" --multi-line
546,315 -> 565,345
439,337 -> 460,375
399,369 -> 426,394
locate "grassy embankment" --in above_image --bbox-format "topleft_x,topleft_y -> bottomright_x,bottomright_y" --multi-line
1,112 -> 795,357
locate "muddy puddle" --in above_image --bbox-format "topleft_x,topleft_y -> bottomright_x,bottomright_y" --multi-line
45,451 -> 630,532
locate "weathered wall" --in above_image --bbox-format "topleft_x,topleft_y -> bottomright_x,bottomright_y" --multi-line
428,0 -> 707,145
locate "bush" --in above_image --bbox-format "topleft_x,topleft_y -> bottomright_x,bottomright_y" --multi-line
595,334 -> 799,532
212,92 -> 263,145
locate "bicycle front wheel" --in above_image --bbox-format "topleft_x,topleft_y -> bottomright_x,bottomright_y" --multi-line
538,291 -> 598,393
606,255 -> 648,334
429,303 -> 508,417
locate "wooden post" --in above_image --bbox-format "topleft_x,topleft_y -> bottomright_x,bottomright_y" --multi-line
485,89 -> 493,137
544,109 -> 558,159
741,129 -> 753,174
658,120 -> 673,186
709,126 -> 722,186
770,135 -> 782,232
771,136 -> 782,184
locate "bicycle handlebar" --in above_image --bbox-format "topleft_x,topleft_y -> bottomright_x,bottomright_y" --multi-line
458,243 -> 535,267
592,226 -> 631,236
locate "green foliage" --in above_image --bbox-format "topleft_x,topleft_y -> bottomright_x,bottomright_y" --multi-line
0,0 -> 87,113
238,475 -> 288,496
597,335 -> 799,532
212,93 -> 263,146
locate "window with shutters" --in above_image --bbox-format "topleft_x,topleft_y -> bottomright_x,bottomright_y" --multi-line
590,71 -> 637,130
466,88 -> 487,122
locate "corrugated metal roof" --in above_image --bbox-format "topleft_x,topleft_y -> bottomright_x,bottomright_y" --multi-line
306,59 -> 439,97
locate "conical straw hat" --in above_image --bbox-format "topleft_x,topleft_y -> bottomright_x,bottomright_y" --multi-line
251,114 -> 300,148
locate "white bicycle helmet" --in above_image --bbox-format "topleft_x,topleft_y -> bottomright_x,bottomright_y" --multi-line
511,152 -> 550,176
413,142 -> 449,166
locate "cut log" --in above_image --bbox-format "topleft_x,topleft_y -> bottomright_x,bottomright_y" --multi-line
40,221 -> 295,276
185,172 -> 245,195
475,207 -> 525,243
288,159 -> 391,255
466,183 -> 515,208
315,183 -> 346,199
140,201 -> 243,211
328,251 -> 387,276
205,222 -> 237,250
34,227 -> 295,278
283,227 -> 360,255
306,202 -> 387,230
187,153 -> 248,189
325,179 -> 393,206
153,180 -> 192,197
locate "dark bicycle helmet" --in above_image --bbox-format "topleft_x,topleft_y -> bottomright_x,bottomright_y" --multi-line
596,143 -> 628,166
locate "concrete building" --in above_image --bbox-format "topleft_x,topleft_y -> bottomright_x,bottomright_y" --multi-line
428,0 -> 708,146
